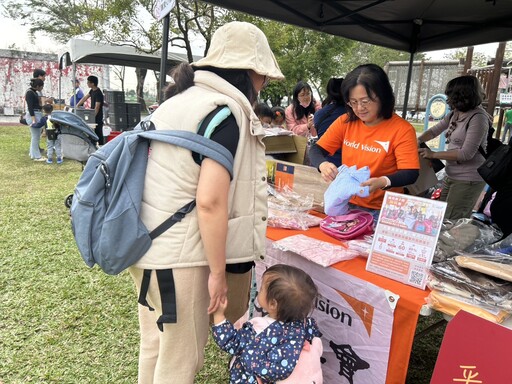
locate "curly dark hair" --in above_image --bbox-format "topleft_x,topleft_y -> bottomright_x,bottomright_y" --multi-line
262,264 -> 318,322
445,75 -> 484,112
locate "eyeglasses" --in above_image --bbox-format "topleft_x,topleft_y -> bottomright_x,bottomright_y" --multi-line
347,98 -> 373,109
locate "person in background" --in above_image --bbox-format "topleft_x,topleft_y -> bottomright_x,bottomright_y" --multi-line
212,264 -> 321,384
309,64 -> 420,220
501,107 -> 512,143
31,104 -> 62,164
271,106 -> 286,128
25,78 -> 45,161
285,81 -> 321,137
417,75 -> 490,220
313,77 -> 346,167
69,78 -> 84,107
33,68 -> 54,105
127,21 -> 284,384
254,102 -> 273,127
76,75 -> 105,145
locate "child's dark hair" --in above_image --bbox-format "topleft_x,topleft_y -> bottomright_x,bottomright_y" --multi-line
254,102 -> 272,120
263,264 -> 318,322
42,104 -> 53,114
271,106 -> 285,120
30,78 -> 44,88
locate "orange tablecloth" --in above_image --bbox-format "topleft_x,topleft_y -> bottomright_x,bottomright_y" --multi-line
267,225 -> 431,384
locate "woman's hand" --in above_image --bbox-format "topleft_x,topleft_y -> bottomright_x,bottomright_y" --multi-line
207,270 -> 228,315
418,147 -> 434,159
307,114 -> 314,130
361,176 -> 388,194
318,161 -> 338,182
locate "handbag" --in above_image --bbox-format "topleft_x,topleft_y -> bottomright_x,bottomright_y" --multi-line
419,142 -> 444,173
477,144 -> 512,191
320,209 -> 374,240
19,114 -> 28,125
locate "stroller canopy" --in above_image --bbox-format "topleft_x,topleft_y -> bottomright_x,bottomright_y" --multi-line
50,111 -> 99,142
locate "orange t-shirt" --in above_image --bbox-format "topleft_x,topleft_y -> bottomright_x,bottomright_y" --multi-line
317,114 -> 420,209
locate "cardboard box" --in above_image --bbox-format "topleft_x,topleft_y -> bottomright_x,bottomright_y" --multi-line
267,159 -> 328,211
263,135 -> 297,155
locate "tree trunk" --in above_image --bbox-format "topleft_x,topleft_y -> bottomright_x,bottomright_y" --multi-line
136,68 -> 147,111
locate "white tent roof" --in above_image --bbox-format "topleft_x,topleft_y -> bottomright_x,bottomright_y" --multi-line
59,38 -> 201,71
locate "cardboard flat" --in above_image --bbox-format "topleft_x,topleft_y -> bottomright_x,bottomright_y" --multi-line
405,156 -> 439,196
263,135 -> 297,154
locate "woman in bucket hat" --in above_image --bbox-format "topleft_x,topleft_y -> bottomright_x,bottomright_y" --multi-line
128,21 -> 284,383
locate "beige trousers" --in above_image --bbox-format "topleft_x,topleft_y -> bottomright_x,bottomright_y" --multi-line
130,267 -> 252,384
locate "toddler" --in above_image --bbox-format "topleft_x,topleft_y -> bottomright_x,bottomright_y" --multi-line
31,104 -> 62,164
254,102 -> 273,127
271,106 -> 286,128
212,264 -> 322,384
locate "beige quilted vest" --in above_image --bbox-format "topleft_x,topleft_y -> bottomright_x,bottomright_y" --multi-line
134,70 -> 267,269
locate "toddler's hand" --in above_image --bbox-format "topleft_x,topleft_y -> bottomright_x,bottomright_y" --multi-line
212,298 -> 228,325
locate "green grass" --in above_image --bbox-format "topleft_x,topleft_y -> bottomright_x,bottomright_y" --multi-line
0,125 -> 441,383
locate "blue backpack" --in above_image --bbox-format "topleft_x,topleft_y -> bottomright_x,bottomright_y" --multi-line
71,106 -> 234,275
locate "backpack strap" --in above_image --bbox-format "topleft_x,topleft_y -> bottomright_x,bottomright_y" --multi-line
464,112 -> 490,157
137,269 -> 178,332
155,269 -> 177,330
138,130 -> 234,179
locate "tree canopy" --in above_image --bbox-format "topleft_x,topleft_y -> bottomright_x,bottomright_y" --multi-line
1,0 -> 425,107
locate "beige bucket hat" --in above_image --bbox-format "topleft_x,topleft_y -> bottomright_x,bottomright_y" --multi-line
192,21 -> 284,80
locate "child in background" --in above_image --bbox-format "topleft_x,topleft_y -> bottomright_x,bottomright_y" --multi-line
32,104 -> 62,164
212,264 -> 322,384
254,102 -> 273,127
271,106 -> 286,128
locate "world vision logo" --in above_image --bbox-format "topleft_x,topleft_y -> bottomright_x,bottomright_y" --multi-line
336,289 -> 374,337
344,139 -> 385,154
374,140 -> 390,152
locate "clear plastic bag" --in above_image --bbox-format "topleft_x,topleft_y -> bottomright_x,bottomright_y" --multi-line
454,253 -> 512,283
267,185 -> 320,230
428,259 -> 512,310
433,218 -> 502,263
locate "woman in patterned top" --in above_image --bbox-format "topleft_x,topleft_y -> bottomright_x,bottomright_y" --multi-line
212,264 -> 321,384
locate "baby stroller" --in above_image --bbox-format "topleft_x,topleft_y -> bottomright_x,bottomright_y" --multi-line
49,111 -> 99,208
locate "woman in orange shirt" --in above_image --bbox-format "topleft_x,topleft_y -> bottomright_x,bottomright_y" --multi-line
309,64 -> 420,218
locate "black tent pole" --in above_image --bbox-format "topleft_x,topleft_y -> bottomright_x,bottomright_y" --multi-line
158,14 -> 171,103
402,51 -> 414,118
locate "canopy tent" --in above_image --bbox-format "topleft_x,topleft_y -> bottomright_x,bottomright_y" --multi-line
58,38 -> 197,71
203,0 -> 512,113
58,38 -> 201,108
203,0 -> 512,53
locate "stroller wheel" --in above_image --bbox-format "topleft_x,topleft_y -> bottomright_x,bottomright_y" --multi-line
65,194 -> 73,208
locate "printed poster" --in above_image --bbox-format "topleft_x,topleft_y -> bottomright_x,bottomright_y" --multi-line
366,191 -> 447,289
252,242 -> 396,384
